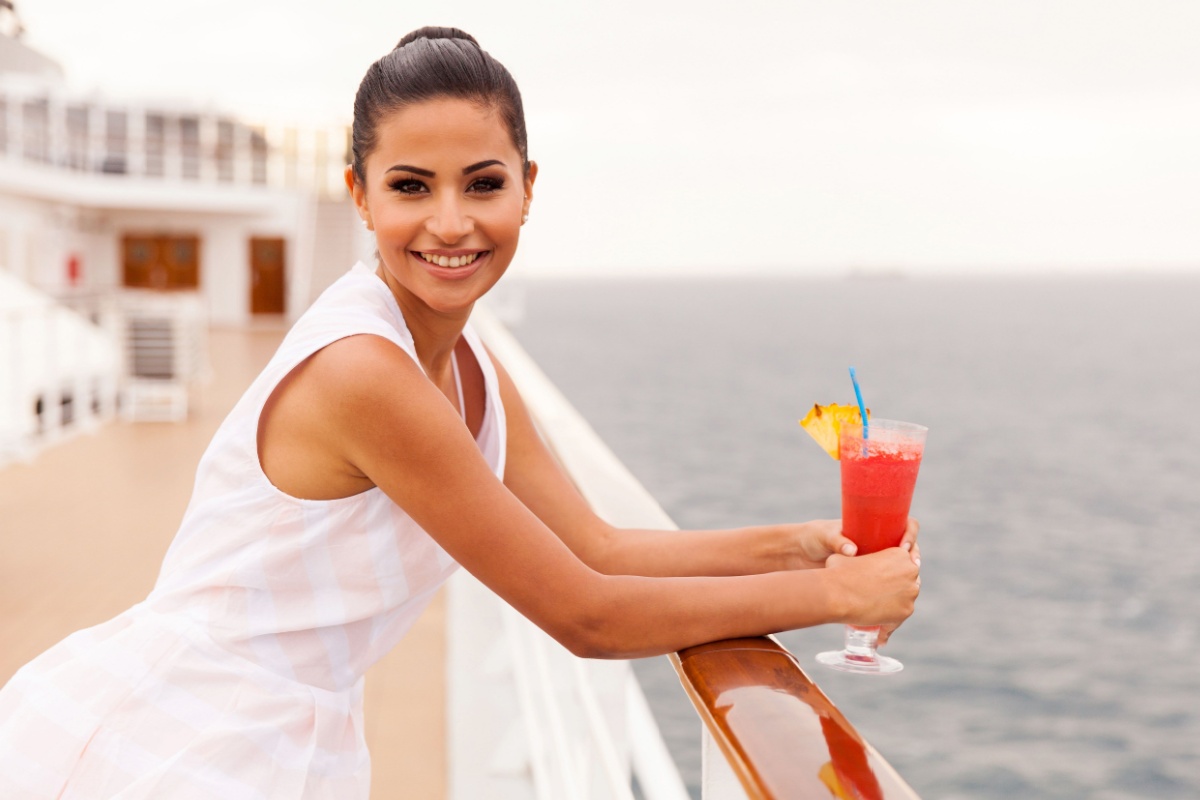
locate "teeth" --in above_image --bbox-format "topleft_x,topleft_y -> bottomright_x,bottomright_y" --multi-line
420,252 -> 480,268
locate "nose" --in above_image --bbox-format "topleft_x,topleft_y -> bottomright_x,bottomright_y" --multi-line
425,194 -> 474,243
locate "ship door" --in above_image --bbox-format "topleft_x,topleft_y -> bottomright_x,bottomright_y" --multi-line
249,237 -> 286,315
122,234 -> 200,290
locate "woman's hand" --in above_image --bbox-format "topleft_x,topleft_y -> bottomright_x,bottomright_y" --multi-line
898,517 -> 921,573
776,517 -> 920,572
774,519 -> 858,570
823,543 -> 921,630
879,517 -> 921,644
820,518 -> 922,639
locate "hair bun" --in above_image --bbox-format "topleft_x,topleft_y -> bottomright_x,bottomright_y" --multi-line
395,26 -> 480,50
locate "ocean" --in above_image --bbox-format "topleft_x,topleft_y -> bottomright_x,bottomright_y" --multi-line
502,275 -> 1200,800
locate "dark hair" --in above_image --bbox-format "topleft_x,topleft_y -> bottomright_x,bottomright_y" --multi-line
350,26 -> 529,183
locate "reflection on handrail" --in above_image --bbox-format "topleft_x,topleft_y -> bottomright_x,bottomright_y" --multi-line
672,637 -> 920,799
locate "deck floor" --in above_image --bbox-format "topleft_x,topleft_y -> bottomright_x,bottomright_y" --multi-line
0,326 -> 445,798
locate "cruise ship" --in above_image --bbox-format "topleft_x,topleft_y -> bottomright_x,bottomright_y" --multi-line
0,7 -> 920,797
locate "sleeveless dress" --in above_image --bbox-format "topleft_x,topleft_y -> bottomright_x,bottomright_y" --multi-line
0,262 -> 507,799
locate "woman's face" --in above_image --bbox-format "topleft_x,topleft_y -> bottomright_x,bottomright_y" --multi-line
348,96 -> 535,317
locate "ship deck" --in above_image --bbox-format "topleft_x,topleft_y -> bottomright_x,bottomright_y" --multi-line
0,325 -> 445,799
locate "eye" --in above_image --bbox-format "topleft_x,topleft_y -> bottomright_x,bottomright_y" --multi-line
389,178 -> 427,194
468,176 -> 505,194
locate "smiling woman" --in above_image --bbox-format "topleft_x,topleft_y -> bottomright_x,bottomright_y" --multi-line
348,97 -> 535,319
0,25 -> 923,799
346,28 -> 535,327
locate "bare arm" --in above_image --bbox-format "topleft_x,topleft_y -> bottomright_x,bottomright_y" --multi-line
493,351 -> 916,577
299,336 -> 919,659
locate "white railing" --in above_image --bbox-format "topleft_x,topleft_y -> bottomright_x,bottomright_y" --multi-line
0,270 -> 215,466
0,80 -> 348,198
447,567 -> 689,800
0,277 -> 120,465
448,305 -> 691,800
448,570 -> 687,800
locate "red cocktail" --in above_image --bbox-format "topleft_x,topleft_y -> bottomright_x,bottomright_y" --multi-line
817,419 -> 926,674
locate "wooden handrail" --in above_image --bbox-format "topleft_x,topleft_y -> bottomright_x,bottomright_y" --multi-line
671,637 -> 920,800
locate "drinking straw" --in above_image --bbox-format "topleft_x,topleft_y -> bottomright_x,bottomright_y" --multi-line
849,366 -> 868,440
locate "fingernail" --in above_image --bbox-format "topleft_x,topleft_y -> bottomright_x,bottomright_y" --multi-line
902,541 -> 912,551
841,543 -> 856,555
914,557 -> 922,568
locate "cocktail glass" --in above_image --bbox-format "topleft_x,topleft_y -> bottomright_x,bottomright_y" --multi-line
816,419 -> 927,674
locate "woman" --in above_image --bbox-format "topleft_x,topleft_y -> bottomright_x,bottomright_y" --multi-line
0,27 -> 920,798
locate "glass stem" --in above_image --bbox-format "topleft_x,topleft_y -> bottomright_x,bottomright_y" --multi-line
843,625 -> 882,664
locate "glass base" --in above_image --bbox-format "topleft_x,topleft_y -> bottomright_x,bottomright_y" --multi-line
815,649 -> 904,674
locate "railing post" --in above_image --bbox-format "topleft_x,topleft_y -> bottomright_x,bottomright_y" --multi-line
702,726 -> 746,799
625,674 -> 691,800
0,308 -> 23,460
127,105 -> 145,178
163,114 -> 180,181
46,91 -> 62,167
198,113 -> 217,183
1,91 -> 10,161
12,91 -> 24,164
87,101 -> 101,173
233,120 -> 251,185
282,128 -> 298,190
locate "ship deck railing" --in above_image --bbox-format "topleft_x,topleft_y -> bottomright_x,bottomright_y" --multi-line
0,274 -> 214,466
0,76 -> 348,199
471,305 -> 923,799
0,273 -> 120,465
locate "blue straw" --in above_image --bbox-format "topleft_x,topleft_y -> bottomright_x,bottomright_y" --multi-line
849,366 -> 868,440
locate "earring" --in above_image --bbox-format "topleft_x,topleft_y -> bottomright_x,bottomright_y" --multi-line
522,214 -> 529,224
361,219 -> 368,229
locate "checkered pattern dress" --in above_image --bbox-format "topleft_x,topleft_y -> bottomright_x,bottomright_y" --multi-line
0,262 -> 507,798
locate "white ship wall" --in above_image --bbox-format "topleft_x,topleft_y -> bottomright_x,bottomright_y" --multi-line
0,191 -> 52,284
99,194 -> 312,326
0,184 -> 359,325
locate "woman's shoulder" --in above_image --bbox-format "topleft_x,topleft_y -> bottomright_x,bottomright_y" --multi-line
255,330 -> 437,500
312,333 -> 421,382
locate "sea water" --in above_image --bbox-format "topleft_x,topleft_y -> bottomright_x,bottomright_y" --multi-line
504,275 -> 1200,800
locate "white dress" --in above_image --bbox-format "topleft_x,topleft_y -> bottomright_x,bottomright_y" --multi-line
0,262 -> 506,798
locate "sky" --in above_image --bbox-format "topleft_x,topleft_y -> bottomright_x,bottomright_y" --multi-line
15,0 -> 1200,278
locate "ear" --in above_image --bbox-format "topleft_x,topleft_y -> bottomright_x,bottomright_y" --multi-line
522,161 -> 538,219
345,165 -> 372,230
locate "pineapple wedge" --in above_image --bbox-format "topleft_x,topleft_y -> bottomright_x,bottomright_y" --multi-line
798,403 -> 869,460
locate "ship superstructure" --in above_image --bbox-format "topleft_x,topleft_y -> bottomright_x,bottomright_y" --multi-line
0,7 -> 364,460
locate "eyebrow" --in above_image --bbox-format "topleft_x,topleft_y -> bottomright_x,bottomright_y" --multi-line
387,164 -> 434,177
463,159 -> 505,175
385,159 -> 507,178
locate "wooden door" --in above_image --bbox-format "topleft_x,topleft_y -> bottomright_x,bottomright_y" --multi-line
250,237 -> 286,314
122,234 -> 200,290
